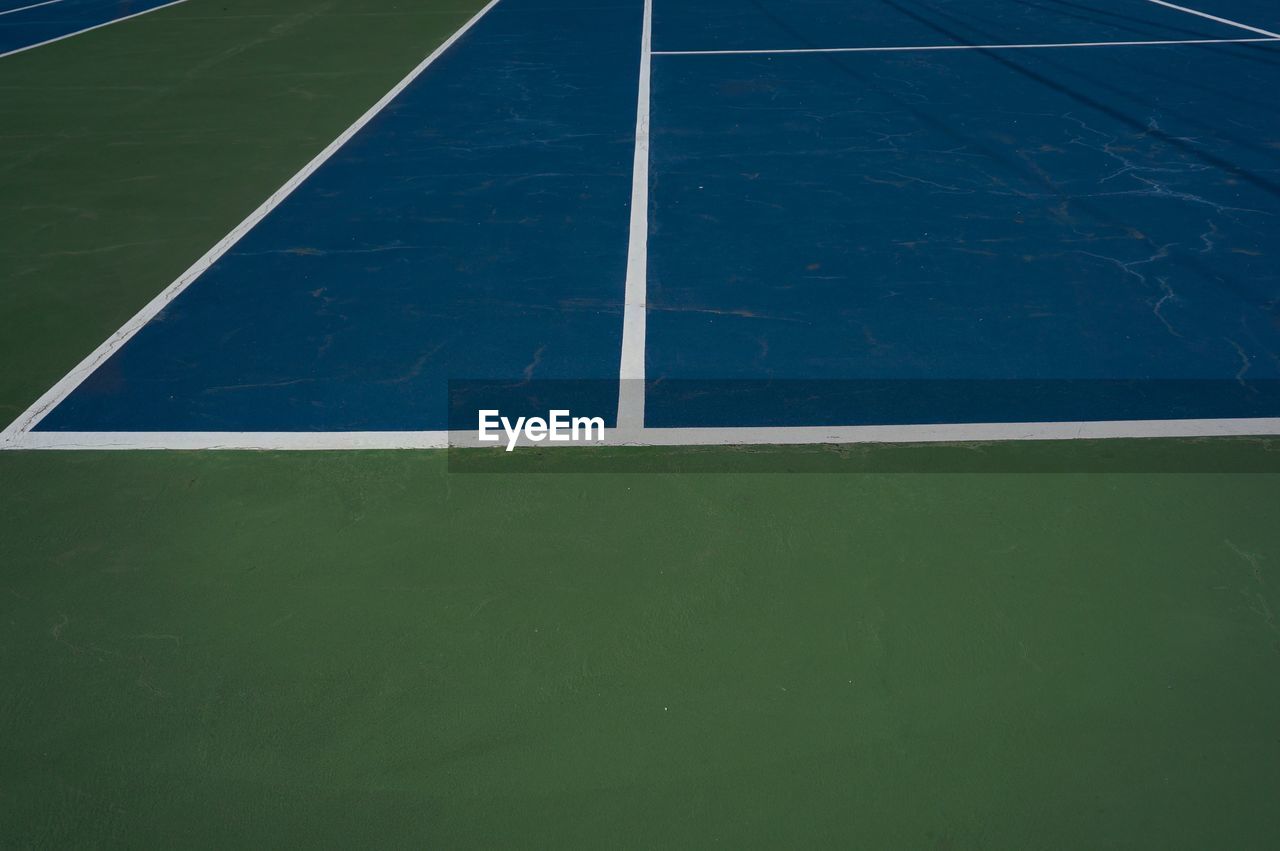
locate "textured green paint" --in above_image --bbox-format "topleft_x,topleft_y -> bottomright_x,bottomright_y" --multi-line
2,1 -> 1279,847
2,451 -> 1279,847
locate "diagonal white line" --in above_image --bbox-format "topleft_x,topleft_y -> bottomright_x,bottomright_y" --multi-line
0,0 -> 504,447
0,0 -> 63,19
653,36 -> 1280,56
1142,0 -> 1280,39
0,0 -> 190,60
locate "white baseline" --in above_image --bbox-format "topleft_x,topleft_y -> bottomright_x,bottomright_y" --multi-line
5,418 -> 1279,450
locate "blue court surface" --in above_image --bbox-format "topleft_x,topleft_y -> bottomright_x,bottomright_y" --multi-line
4,0 -> 1280,448
0,0 -> 183,57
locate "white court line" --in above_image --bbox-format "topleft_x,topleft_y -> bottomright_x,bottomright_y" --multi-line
1143,0 -> 1280,39
6,418 -> 1279,450
0,0 -> 63,19
618,418 -> 1280,446
0,0 -> 503,448
615,0 -> 652,433
0,0 -> 190,60
654,36 -> 1280,56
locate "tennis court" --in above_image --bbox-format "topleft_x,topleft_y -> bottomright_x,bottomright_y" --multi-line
3,0 -> 1278,449
2,0 -> 1279,846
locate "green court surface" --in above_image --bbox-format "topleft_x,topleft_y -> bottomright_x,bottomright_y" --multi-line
2,1 -> 1280,846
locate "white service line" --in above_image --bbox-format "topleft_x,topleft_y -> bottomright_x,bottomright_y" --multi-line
6,417 -> 1279,450
615,0 -> 652,434
1143,0 -> 1280,39
0,0 -> 190,59
0,0 -> 503,447
654,36 -> 1280,56
0,0 -> 62,19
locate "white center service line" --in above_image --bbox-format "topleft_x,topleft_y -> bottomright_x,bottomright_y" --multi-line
615,0 -> 652,434
0,0 -> 62,18
653,36 -> 1280,57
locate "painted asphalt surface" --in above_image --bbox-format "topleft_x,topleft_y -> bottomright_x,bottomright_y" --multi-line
645,41 -> 1280,426
650,0 -> 1250,51
19,0 -> 1280,434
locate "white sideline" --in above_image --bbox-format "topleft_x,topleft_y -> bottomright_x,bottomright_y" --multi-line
616,0 -> 652,434
653,36 -> 1280,56
0,0 -> 190,60
0,0 -> 504,448
0,0 -> 63,19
